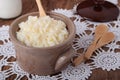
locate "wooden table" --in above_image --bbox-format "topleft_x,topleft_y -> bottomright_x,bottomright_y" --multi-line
0,0 -> 120,80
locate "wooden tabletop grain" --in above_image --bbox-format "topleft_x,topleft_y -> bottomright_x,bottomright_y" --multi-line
0,0 -> 120,80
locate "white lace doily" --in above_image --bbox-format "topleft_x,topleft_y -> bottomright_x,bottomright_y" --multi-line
59,63 -> 93,80
0,25 -> 93,80
0,2 -> 120,79
91,50 -> 120,71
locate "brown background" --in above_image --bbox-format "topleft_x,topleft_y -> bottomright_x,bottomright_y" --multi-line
0,0 -> 120,80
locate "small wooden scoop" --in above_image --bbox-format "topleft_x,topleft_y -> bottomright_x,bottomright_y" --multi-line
36,0 -> 46,17
73,24 -> 115,66
93,24 -> 108,44
85,32 -> 115,60
95,32 -> 115,49
85,24 -> 108,59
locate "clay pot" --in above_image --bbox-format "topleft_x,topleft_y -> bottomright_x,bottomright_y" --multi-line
9,12 -> 76,75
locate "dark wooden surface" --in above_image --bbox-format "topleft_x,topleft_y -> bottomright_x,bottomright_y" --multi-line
0,0 -> 120,80
0,0 -> 80,26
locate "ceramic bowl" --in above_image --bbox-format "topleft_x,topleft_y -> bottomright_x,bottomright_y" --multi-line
9,12 -> 76,75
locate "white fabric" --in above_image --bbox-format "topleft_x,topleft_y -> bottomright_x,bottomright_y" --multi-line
0,4 -> 120,79
60,63 -> 93,80
91,51 -> 120,71
0,25 -> 93,80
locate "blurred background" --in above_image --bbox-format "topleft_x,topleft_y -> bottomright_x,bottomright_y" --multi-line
0,0 -> 83,26
0,0 -> 120,25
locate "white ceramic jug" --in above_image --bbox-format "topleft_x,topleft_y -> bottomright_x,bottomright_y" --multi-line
0,0 -> 22,19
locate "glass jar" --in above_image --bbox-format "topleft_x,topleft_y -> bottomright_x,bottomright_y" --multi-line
0,0 -> 22,19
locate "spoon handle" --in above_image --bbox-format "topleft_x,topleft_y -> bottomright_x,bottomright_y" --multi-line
73,44 -> 95,66
73,54 -> 85,66
36,0 -> 46,17
84,43 -> 96,59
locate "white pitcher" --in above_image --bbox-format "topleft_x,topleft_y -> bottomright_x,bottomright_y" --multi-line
0,0 -> 22,19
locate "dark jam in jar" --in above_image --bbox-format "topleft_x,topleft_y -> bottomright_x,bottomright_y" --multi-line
76,0 -> 119,22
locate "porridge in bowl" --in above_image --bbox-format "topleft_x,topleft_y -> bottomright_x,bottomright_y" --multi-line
9,12 -> 75,75
17,16 -> 69,47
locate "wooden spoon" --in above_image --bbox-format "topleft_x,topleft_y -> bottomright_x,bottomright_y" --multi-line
95,32 -> 115,49
84,32 -> 115,59
73,32 -> 115,66
84,24 -> 108,59
93,24 -> 108,44
36,0 -> 46,17
73,24 -> 114,66
73,54 -> 85,66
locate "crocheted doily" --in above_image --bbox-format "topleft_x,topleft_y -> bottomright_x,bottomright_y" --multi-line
0,26 -> 93,80
0,1 -> 120,79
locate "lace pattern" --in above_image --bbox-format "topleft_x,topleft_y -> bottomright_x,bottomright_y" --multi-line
59,63 -> 93,80
0,25 -> 93,80
0,1 -> 120,79
91,50 -> 120,71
